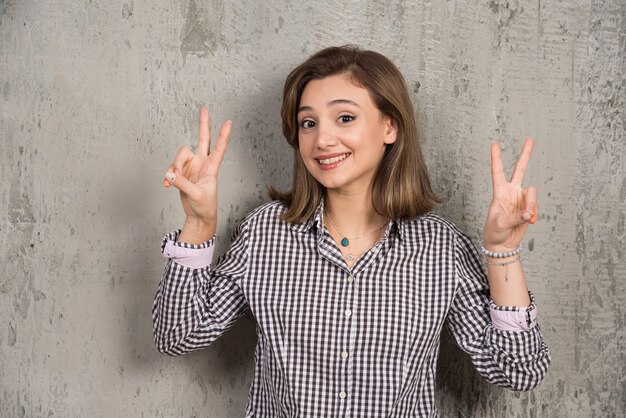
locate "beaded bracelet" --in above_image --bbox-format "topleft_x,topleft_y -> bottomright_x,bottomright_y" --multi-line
480,242 -> 524,258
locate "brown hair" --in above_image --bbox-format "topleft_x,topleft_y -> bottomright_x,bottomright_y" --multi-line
269,45 -> 440,223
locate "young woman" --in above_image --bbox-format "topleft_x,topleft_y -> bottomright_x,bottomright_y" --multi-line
153,46 -> 550,417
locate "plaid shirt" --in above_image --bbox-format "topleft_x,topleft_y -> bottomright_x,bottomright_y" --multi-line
152,200 -> 550,417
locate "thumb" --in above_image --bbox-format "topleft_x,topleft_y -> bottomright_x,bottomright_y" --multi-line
164,171 -> 201,201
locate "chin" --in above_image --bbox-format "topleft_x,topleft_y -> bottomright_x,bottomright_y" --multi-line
313,176 -> 344,190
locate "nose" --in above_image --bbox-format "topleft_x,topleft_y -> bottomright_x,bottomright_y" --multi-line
314,122 -> 337,149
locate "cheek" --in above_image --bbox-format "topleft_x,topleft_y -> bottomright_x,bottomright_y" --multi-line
297,144 -> 316,171
297,141 -> 309,162
297,133 -> 308,154
298,134 -> 317,160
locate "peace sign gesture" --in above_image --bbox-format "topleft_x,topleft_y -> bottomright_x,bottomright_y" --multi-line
164,108 -> 232,240
482,138 -> 538,252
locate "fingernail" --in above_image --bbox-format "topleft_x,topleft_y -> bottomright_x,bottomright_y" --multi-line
163,179 -> 170,187
166,172 -> 176,183
522,211 -> 531,222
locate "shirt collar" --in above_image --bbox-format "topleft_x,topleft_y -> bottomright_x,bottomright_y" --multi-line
288,198 -> 406,245
393,219 -> 407,244
287,198 -> 325,235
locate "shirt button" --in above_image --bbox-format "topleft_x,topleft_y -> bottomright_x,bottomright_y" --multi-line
339,391 -> 347,399
347,275 -> 354,283
345,309 -> 352,318
341,351 -> 349,359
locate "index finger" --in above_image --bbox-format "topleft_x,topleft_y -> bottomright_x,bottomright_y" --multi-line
491,141 -> 507,191
197,107 -> 211,156
510,137 -> 534,185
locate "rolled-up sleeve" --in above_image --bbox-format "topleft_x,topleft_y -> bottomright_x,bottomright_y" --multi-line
152,222 -> 250,356
489,295 -> 538,332
445,232 -> 551,391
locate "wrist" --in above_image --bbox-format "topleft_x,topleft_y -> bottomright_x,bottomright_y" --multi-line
483,243 -> 515,253
179,217 -> 216,244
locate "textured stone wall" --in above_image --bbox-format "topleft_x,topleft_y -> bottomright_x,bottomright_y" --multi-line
1,0 -> 623,416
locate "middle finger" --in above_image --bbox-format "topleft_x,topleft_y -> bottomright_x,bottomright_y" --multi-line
510,137 -> 534,185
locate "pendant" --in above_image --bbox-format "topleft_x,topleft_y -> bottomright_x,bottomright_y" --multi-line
341,237 -> 349,247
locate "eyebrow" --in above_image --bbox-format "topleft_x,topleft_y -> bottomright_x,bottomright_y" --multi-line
297,99 -> 361,114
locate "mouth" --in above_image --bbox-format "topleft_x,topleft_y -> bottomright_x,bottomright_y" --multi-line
316,153 -> 351,166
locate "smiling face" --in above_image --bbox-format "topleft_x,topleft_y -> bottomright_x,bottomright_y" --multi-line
297,74 -> 397,194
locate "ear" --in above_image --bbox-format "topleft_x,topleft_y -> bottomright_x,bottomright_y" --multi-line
383,117 -> 398,145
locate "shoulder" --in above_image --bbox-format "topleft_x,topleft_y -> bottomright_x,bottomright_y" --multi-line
402,212 -> 465,235
400,213 -> 471,244
239,200 -> 288,229
400,214 -> 480,261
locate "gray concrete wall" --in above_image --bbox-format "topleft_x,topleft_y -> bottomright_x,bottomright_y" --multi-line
1,0 -> 623,416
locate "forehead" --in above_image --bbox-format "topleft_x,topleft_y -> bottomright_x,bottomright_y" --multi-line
299,74 -> 373,107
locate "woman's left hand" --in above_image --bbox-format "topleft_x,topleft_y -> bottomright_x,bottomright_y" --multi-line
483,138 -> 538,251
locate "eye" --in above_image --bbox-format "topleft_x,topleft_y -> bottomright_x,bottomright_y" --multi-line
338,114 -> 356,123
299,119 -> 316,129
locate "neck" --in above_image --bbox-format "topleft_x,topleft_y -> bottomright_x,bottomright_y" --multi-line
325,188 -> 387,235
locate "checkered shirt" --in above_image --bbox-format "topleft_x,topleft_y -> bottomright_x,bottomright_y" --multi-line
152,200 -> 551,417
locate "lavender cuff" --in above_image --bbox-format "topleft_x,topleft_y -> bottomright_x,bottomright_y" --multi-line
161,230 -> 216,269
489,292 -> 538,332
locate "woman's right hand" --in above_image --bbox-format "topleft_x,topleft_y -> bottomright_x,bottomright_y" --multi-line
164,108 -> 232,243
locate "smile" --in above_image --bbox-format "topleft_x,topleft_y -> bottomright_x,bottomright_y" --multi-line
316,153 -> 351,166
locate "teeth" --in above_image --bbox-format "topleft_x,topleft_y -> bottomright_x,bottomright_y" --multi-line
318,153 -> 349,165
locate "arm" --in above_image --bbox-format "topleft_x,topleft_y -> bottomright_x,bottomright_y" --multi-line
153,107 -> 244,355
446,138 -> 551,390
446,231 -> 550,391
152,224 -> 250,356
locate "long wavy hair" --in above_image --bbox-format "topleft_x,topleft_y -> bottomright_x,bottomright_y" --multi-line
269,45 -> 439,223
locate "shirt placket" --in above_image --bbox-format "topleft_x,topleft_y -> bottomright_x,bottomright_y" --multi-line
316,228 -> 353,416
338,230 -> 391,416
338,268 -> 356,417
317,222 -> 393,416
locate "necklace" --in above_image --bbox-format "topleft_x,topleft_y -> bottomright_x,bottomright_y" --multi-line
325,211 -> 388,261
